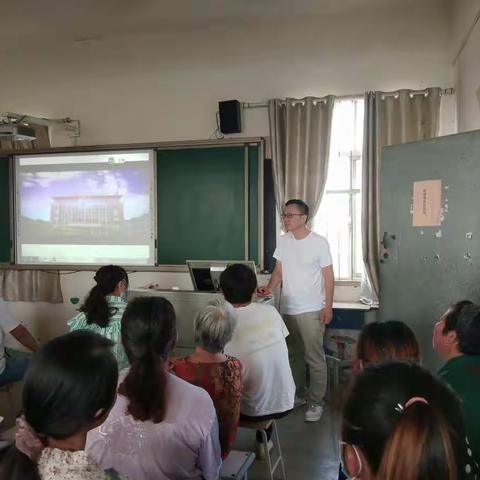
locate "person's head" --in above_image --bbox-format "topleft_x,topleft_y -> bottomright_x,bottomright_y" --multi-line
0,331 -> 118,480
342,361 -> 472,480
282,199 -> 309,232
194,303 -> 236,354
357,321 -> 420,368
220,264 -> 257,305
456,303 -> 480,355
433,300 -> 473,359
80,265 -> 129,328
119,296 -> 176,423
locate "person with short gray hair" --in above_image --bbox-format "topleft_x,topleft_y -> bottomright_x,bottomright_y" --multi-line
172,302 -> 242,459
194,303 -> 237,354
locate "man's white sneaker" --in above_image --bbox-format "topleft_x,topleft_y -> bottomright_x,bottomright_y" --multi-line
304,404 -> 323,422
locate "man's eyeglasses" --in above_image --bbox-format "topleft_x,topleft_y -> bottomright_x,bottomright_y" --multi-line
281,213 -> 305,219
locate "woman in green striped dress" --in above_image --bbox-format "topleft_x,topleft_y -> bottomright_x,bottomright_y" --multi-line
69,265 -> 129,370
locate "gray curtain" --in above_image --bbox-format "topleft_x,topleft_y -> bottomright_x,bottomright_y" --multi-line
0,269 -> 63,303
0,124 -> 62,302
361,88 -> 441,305
268,96 -> 335,219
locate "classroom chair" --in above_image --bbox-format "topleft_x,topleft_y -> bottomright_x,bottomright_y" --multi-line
239,419 -> 287,480
220,450 -> 256,480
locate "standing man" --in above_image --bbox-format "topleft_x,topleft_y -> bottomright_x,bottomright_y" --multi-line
258,199 -> 334,422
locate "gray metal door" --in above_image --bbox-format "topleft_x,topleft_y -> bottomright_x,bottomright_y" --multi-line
379,130 -> 480,370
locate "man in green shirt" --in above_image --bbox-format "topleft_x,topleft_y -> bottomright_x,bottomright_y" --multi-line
433,300 -> 480,466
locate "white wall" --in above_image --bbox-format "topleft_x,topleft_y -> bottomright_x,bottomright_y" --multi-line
0,1 -> 452,146
451,0 -> 480,132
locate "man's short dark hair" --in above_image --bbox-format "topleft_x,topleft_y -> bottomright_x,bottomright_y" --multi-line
442,300 -> 473,334
220,264 -> 257,304
455,303 -> 480,355
285,199 -> 309,218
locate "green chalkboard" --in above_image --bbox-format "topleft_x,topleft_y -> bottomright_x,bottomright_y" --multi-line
0,145 -> 261,267
0,157 -> 11,263
156,146 -> 259,265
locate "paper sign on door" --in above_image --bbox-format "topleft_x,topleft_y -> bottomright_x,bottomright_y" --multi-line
412,180 -> 442,227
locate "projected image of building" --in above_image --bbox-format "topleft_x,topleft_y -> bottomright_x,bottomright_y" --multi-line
51,195 -> 124,235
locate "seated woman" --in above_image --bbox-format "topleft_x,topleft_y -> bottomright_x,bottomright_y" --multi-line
337,320 -> 421,480
86,296 -> 222,480
341,362 -> 478,480
172,303 -> 242,459
220,264 -> 295,458
0,331 -> 120,480
0,297 -> 38,388
69,265 -> 129,370
356,320 -> 421,368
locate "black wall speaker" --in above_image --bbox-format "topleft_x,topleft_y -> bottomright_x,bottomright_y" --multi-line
218,100 -> 242,134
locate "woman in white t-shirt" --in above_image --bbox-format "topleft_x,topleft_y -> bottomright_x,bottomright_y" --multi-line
221,264 -> 295,457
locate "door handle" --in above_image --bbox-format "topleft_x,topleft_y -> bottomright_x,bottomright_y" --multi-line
382,232 -> 389,249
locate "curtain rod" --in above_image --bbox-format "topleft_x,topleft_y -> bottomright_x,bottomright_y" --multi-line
242,88 -> 454,109
243,94 -> 357,109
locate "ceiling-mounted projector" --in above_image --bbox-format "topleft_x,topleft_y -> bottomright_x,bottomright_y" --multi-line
0,123 -> 36,141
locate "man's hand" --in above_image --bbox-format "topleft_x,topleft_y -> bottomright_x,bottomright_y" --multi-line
256,286 -> 273,297
321,265 -> 334,325
320,307 -> 333,325
257,261 -> 282,297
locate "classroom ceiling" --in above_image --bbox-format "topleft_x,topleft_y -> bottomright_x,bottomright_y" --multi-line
1,0 -> 418,44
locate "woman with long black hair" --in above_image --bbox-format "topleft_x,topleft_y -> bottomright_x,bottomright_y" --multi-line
341,362 -> 479,480
87,296 -> 222,480
0,331 -> 121,480
69,265 -> 129,369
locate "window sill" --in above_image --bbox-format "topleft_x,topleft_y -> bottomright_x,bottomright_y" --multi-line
334,280 -> 361,287
332,301 -> 370,311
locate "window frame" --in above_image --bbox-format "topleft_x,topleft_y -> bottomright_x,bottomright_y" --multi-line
322,150 -> 361,281
315,97 -> 364,282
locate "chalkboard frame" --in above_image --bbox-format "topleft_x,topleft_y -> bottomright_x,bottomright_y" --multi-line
0,156 -> 13,263
0,137 -> 266,270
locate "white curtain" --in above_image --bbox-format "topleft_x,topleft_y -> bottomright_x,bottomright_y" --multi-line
0,270 -> 63,303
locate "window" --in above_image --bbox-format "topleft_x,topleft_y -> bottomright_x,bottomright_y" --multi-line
312,98 -> 364,281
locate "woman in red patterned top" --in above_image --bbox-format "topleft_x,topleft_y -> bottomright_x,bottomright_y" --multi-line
172,303 -> 242,459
